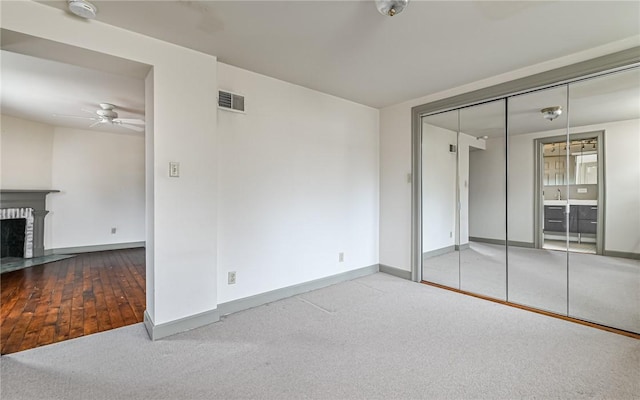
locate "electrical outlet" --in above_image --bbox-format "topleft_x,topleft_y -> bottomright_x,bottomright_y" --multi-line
111,227 -> 117,234
338,252 -> 344,262
228,271 -> 236,285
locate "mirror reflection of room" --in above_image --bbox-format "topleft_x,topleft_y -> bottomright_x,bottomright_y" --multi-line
420,65 -> 639,334
542,137 -> 599,254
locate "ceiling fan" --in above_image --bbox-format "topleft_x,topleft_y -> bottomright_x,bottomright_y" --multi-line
54,103 -> 145,132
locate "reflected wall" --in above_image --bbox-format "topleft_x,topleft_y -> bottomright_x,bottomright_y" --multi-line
460,100 -> 506,300
419,64 -> 640,334
421,110 -> 460,288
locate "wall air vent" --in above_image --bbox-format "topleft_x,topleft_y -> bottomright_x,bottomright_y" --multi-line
218,90 -> 245,113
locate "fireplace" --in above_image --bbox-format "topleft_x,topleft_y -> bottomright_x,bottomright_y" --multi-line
0,190 -> 58,259
1,218 -> 27,258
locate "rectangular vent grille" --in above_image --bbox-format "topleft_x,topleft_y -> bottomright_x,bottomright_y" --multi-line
218,90 -> 245,113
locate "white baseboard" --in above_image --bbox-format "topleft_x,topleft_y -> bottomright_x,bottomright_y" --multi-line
217,264 -> 380,317
45,241 -> 145,255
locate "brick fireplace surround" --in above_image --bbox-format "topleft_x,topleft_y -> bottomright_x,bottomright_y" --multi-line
0,190 -> 58,258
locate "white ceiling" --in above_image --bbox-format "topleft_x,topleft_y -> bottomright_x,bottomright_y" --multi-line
1,1 -> 639,135
34,0 -> 640,109
1,49 -> 146,134
423,66 -> 640,138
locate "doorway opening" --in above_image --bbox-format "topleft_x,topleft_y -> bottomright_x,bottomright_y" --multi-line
1,30 -> 151,354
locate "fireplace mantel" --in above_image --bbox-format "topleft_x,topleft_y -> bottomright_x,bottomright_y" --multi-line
1,190 -> 59,258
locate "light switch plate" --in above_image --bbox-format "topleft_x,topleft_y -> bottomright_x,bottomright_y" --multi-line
169,162 -> 180,177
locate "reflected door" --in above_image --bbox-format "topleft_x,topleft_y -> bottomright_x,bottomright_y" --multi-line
459,100 -> 507,300
421,110 -> 460,288
507,85 -> 569,315
567,67 -> 640,333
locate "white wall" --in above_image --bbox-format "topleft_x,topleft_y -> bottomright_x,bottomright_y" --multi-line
216,62 -> 379,303
1,115 -> 145,250
458,132 -> 485,246
2,1 -> 218,326
422,123 -> 456,252
421,122 -> 484,253
469,137 -> 505,241
379,39 -> 639,272
379,104 -> 412,269
0,114 -> 53,189
603,119 -> 640,254
48,127 -> 145,249
469,119 -> 640,254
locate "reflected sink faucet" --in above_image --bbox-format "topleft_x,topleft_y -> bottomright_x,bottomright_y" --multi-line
556,188 -> 562,200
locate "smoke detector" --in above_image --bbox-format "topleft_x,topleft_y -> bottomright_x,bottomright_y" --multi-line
68,0 -> 97,19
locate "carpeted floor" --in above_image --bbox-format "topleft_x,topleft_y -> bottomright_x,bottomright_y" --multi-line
1,272 -> 638,399
424,242 -> 640,333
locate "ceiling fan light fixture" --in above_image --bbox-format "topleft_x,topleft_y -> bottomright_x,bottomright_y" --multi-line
67,0 -> 97,19
541,106 -> 563,121
375,0 -> 409,17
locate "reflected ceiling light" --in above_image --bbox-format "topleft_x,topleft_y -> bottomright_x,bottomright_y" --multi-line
375,0 -> 409,16
67,0 -> 97,19
541,106 -> 562,121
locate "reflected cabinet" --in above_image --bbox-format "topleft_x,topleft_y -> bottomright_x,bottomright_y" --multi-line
419,65 -> 640,334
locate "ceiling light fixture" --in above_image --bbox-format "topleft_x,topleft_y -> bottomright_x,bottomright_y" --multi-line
541,106 -> 562,121
375,0 -> 409,17
67,0 -> 97,19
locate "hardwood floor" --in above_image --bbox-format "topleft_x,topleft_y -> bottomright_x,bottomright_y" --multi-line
0,248 -> 145,355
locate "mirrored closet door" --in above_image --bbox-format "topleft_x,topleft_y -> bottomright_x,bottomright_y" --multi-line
421,110 -> 461,288
459,100 -> 507,300
567,67 -> 640,333
507,85 -> 569,315
419,64 -> 640,334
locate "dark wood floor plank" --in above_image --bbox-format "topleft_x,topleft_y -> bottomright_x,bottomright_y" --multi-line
0,248 -> 146,354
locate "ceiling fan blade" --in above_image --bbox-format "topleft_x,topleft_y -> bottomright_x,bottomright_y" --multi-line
53,113 -> 96,121
81,108 -> 97,115
114,118 -> 145,125
118,123 -> 144,132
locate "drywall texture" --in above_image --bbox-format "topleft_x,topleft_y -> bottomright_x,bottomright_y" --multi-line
217,62 -> 379,303
0,114 -> 54,189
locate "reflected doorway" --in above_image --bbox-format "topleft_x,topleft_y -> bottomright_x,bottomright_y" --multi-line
536,132 -> 604,255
